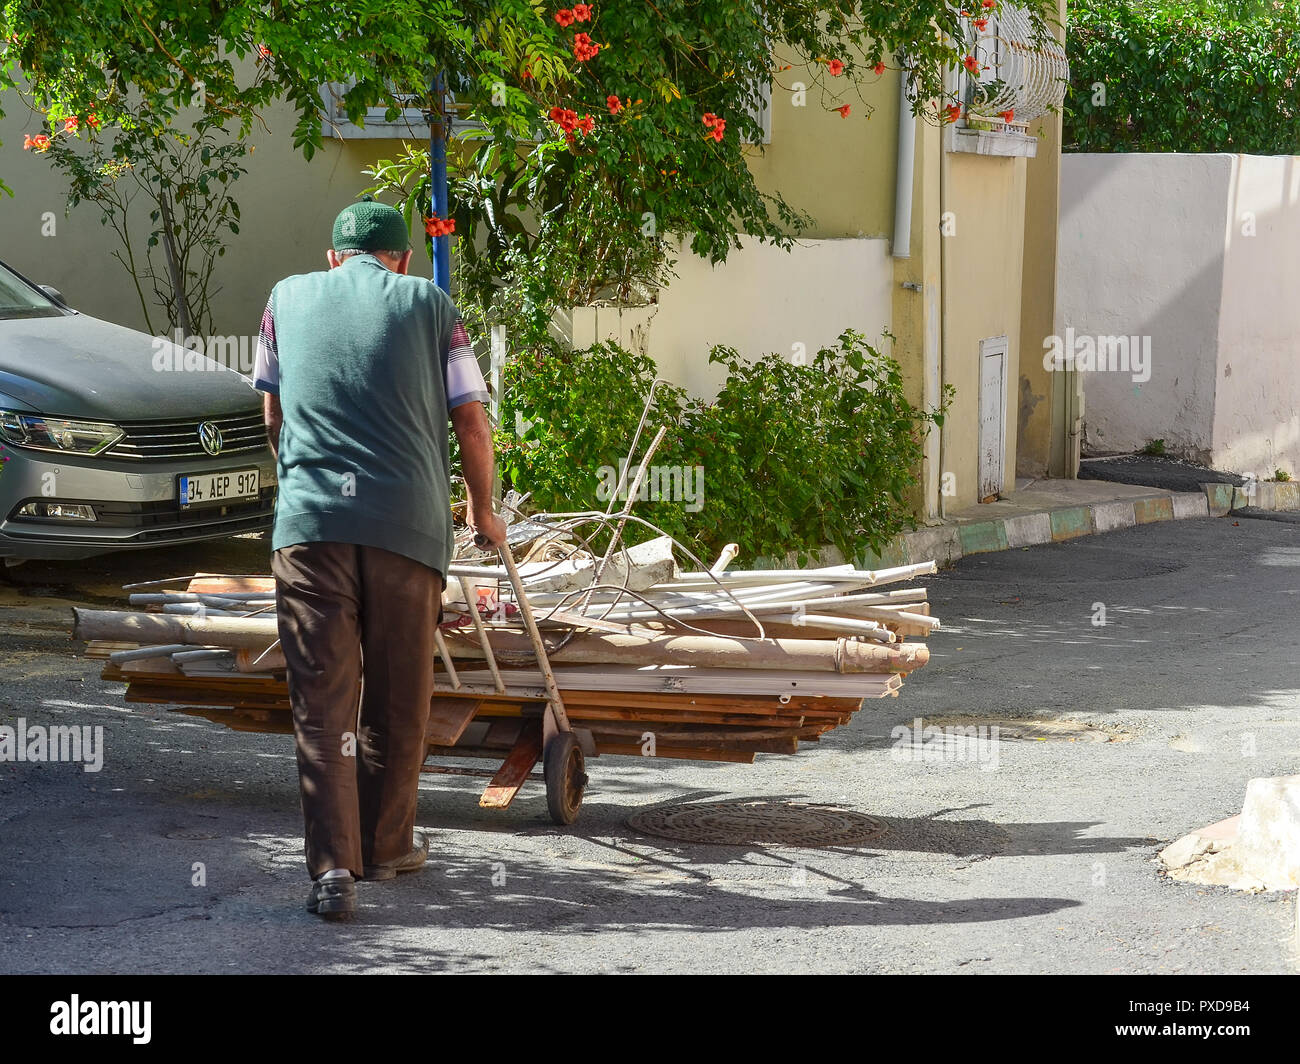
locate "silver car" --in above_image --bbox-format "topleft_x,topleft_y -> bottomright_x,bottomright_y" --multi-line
0,258 -> 274,561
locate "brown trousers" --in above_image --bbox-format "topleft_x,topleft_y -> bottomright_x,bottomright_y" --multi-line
272,542 -> 443,879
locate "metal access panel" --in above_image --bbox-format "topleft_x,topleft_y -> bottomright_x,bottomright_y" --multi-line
978,336 -> 1009,500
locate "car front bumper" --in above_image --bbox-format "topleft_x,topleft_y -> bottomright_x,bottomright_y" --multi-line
0,444 -> 276,560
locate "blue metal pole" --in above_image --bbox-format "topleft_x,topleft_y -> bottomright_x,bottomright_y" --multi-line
430,73 -> 451,293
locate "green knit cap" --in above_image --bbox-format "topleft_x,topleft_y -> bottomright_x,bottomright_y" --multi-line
332,195 -> 410,253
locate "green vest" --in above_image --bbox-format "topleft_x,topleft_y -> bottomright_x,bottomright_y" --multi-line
269,254 -> 457,576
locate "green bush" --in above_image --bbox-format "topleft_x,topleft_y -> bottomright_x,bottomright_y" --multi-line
495,331 -> 949,565
1065,1 -> 1300,154
495,338 -> 688,527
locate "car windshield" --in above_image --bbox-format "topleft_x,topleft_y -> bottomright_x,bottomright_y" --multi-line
0,263 -> 63,320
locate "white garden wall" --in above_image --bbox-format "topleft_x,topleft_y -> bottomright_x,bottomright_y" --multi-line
1214,155 -> 1300,476
1058,153 -> 1300,477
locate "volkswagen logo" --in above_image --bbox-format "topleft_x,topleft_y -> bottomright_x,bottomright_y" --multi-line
198,421 -> 223,456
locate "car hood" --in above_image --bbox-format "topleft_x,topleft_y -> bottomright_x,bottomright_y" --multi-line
0,313 -> 259,421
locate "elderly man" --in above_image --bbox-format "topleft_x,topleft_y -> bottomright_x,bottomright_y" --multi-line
253,197 -> 506,921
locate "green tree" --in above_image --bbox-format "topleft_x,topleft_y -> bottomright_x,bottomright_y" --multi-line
356,2 -> 1058,348
36,107 -> 247,336
3,2 -> 1057,237
1066,0 -> 1300,153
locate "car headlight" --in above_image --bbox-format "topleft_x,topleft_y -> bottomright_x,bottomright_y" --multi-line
0,411 -> 125,455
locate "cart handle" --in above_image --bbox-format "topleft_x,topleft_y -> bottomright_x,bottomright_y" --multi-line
473,533 -> 571,734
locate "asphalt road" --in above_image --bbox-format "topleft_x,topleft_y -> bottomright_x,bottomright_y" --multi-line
1,517 -> 1297,974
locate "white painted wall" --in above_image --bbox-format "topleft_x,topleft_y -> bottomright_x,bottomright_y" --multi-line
1058,153 -> 1300,478
1214,155 -> 1300,476
572,235 -> 893,397
1058,153 -> 1229,463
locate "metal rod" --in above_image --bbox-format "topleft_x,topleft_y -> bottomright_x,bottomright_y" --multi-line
121,573 -> 262,590
571,424 -> 670,626
457,575 -> 505,693
497,541 -> 570,732
248,640 -> 281,669
594,424 -> 667,582
171,649 -> 236,663
108,643 -> 193,664
130,592 -> 276,604
432,627 -> 462,689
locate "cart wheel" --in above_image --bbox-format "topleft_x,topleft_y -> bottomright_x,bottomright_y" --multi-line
543,732 -> 587,825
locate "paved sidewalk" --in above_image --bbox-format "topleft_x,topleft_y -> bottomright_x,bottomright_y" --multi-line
864,477 -> 1215,569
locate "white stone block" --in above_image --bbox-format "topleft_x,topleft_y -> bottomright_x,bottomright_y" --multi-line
1091,500 -> 1136,533
1003,512 -> 1052,548
1171,492 -> 1210,519
1235,775 -> 1300,889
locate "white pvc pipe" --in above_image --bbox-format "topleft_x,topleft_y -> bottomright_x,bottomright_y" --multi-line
893,60 -> 916,259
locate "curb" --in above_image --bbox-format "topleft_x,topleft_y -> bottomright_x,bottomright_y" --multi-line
856,482 -> 1240,570
1232,480 -> 1300,513
774,477 -> 1300,570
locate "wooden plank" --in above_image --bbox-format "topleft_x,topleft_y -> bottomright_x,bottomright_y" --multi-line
583,721 -> 803,742
458,720 -> 492,747
473,702 -> 808,728
170,706 -> 293,734
594,741 -> 755,764
84,640 -> 139,659
482,719 -> 525,748
187,576 -> 275,595
123,687 -> 287,709
422,765 -> 544,780
447,664 -> 907,696
590,731 -> 799,755
479,718 -> 543,809
425,696 -> 482,745
553,689 -> 862,712
119,658 -> 183,675
692,617 -> 933,640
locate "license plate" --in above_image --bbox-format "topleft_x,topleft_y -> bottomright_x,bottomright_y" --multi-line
179,468 -> 260,509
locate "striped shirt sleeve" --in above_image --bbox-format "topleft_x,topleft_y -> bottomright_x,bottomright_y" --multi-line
445,316 -> 490,410
252,297 -> 279,395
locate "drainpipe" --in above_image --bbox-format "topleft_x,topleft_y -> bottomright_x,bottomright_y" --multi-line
937,71 -> 952,520
893,61 -> 930,517
893,60 -> 947,520
892,64 -> 915,259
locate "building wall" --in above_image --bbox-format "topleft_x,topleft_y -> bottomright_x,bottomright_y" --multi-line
1016,0 -> 1069,479
0,96 -> 421,341
1213,155 -> 1300,476
749,49 -> 900,240
939,149 -> 1028,510
573,235 -> 893,397
1058,153 -> 1231,462
1056,152 -> 1300,477
891,108 -> 944,517
569,50 -> 901,398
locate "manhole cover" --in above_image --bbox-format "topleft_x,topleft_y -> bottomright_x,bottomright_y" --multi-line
627,800 -> 888,848
923,717 -> 1128,743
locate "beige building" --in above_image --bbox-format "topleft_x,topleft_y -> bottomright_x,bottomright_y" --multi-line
0,6 -> 1072,517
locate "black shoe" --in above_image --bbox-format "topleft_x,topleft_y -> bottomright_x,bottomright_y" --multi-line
363,833 -> 429,882
307,873 -> 357,920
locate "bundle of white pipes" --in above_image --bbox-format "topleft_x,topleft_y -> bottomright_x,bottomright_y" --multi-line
74,547 -> 942,770
73,539 -> 937,701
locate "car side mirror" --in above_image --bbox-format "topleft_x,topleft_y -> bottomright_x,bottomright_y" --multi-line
39,284 -> 66,305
